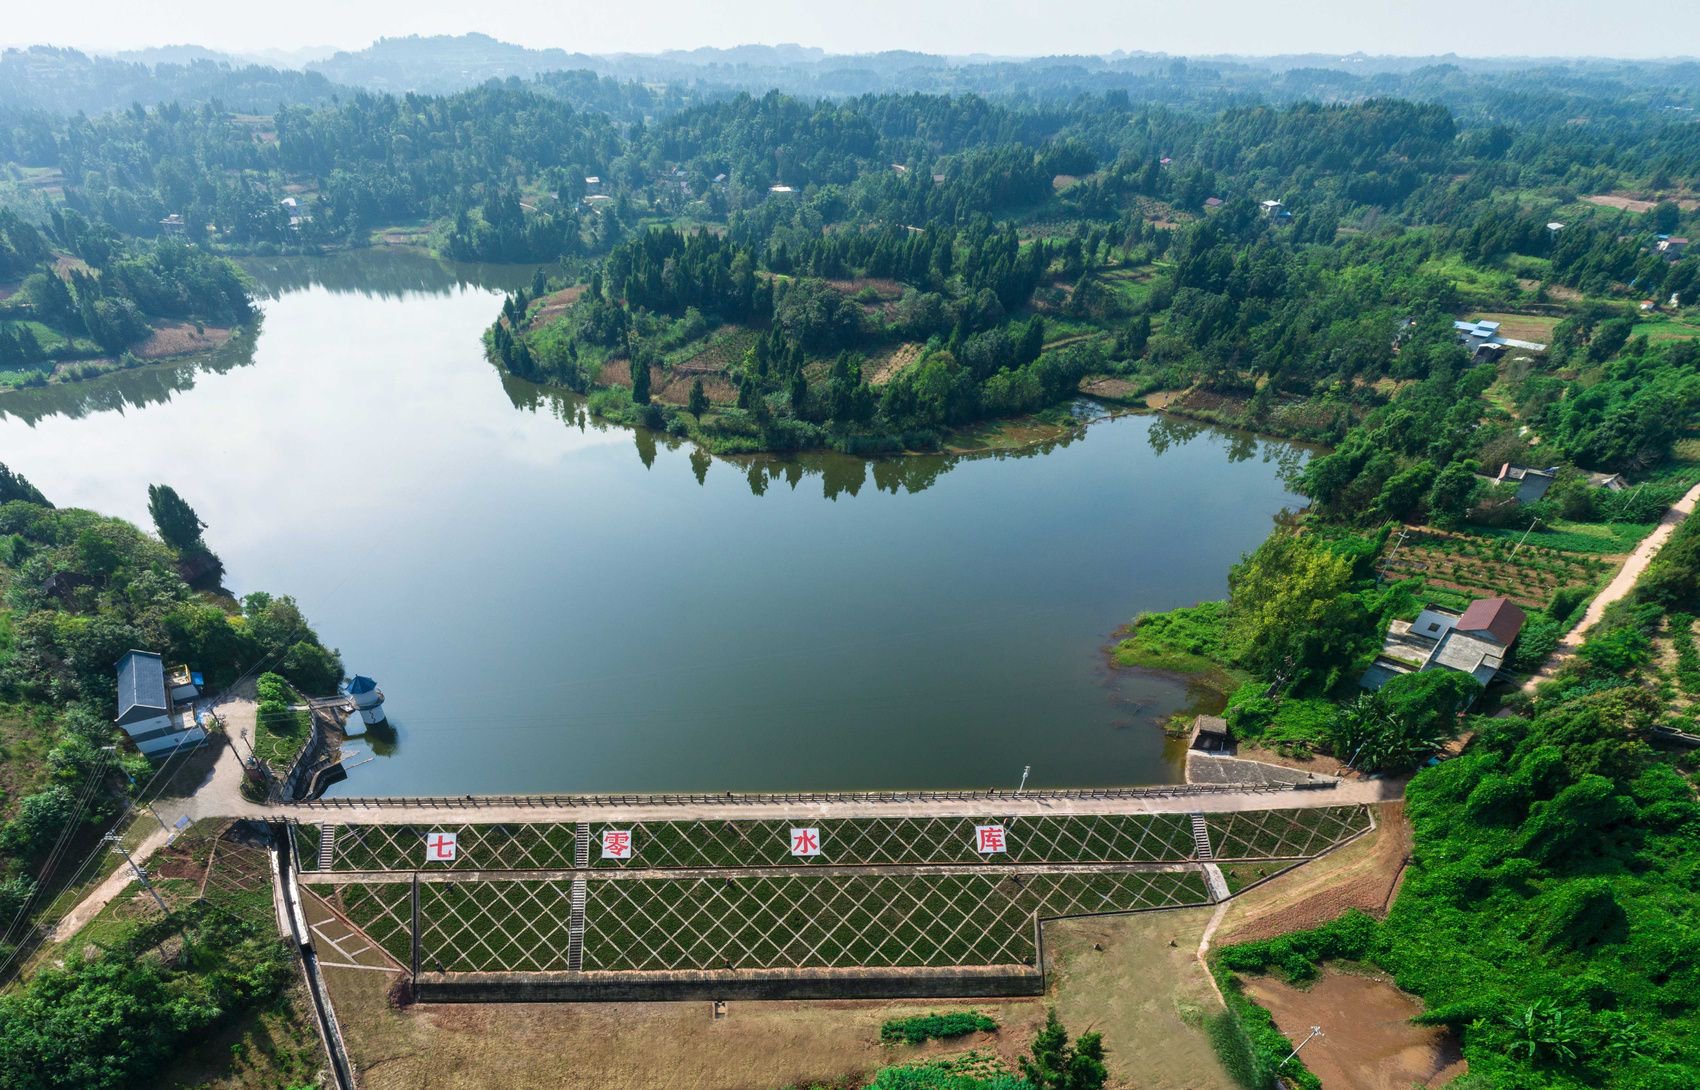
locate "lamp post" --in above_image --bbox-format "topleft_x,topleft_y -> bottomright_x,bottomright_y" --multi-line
1280,1025 -> 1324,1067
1017,765 -> 1031,795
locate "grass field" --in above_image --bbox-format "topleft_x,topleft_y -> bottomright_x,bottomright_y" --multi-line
252,705 -> 312,767
1636,310 -> 1700,343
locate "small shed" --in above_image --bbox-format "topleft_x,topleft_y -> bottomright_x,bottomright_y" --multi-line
1586,471 -> 1629,491
166,663 -> 202,703
1188,715 -> 1232,753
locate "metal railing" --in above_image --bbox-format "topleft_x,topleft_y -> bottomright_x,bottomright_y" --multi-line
291,781 -> 1332,811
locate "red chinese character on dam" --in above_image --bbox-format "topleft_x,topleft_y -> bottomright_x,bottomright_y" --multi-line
790,827 -> 822,857
425,832 -> 458,863
975,825 -> 1007,854
602,829 -> 633,860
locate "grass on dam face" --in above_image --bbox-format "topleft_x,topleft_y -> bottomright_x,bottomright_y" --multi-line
1203,807 -> 1372,860
335,869 -> 1213,973
308,808 -> 1371,873
315,813 -> 1202,872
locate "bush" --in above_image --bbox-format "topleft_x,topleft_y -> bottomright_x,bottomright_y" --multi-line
1547,585 -> 1591,626
1216,910 -> 1380,984
880,1012 -> 999,1045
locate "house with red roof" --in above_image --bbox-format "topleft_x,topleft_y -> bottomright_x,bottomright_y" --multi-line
1360,596 -> 1526,696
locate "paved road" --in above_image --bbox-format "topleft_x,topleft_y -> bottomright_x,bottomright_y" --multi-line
1521,479 -> 1700,692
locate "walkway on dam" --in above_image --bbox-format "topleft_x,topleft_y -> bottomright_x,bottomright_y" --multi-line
151,730 -> 1402,831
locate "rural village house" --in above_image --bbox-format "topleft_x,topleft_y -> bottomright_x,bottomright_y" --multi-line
1359,596 -> 1527,697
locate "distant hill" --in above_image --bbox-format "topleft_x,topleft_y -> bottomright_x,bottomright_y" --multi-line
0,46 -> 344,115
308,33 -> 597,94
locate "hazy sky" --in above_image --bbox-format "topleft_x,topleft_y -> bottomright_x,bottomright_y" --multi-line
2,0 -> 1696,60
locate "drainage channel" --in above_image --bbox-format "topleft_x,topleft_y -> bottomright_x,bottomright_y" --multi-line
274,821 -> 358,1090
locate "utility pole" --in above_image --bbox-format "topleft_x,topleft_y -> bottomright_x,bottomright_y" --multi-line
100,745 -> 172,838
105,832 -> 169,915
1510,515 -> 1542,560
1280,1025 -> 1324,1067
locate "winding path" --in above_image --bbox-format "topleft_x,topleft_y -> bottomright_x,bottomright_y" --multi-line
1520,479 -> 1700,692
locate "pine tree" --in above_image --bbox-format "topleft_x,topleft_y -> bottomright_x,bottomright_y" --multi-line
147,484 -> 206,552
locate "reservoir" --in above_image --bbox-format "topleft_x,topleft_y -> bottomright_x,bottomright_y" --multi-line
0,252 -> 1305,795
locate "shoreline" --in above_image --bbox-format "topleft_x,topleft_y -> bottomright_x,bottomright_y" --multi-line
0,323 -> 249,396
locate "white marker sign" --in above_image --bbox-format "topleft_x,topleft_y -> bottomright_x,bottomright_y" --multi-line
601,829 -> 634,859
790,827 -> 822,857
425,831 -> 458,863
974,824 -> 1007,854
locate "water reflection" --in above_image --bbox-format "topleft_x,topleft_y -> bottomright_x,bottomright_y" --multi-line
0,327 -> 259,426
501,368 -> 1312,501
242,248 -> 542,300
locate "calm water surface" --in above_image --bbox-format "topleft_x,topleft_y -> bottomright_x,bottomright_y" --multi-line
0,252 -> 1305,794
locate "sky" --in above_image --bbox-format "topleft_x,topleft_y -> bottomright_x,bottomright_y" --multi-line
1,0 -> 1696,60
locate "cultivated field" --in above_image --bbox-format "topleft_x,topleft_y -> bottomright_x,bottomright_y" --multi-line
1379,526 -> 1618,609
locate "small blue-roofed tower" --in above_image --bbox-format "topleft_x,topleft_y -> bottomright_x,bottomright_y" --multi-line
347,675 -> 386,725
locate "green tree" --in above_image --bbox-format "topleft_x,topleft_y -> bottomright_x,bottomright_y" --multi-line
0,462 -> 50,507
1424,461 -> 1481,528
1225,533 -> 1374,691
789,370 -> 809,415
1019,1010 -> 1107,1090
688,378 -> 709,417
630,357 -> 651,405
146,483 -> 206,552
1329,670 -> 1477,772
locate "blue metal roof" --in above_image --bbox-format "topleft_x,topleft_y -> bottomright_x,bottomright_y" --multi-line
115,650 -> 168,724
347,675 -> 378,695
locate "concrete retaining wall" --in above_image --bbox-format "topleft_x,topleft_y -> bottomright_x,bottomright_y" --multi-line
412,965 -> 1043,1003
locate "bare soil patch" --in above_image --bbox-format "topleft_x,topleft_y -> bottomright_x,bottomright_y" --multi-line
1141,388 -> 1189,410
1079,376 -> 1141,401
1217,803 -> 1410,945
825,276 -> 904,300
133,320 -> 232,359
1469,311 -> 1558,343
1243,969 -> 1465,1090
1583,193 -> 1700,213
1046,909 -> 1236,1090
656,371 -> 736,406
326,965 -> 1045,1090
528,285 -> 584,325
867,341 -> 924,387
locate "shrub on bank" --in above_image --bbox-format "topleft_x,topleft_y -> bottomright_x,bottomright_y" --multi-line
880,1012 -> 998,1045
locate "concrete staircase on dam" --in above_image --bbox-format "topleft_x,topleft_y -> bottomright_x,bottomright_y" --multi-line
318,825 -> 336,871
568,823 -> 589,971
1189,813 -> 1213,860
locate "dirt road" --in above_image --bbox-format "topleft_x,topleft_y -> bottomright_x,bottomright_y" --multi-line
47,822 -> 172,942
1522,480 -> 1700,691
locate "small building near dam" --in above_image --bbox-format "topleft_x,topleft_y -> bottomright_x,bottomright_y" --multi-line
115,649 -> 208,760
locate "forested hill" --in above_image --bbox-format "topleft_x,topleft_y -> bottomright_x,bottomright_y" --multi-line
0,46 -> 344,115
